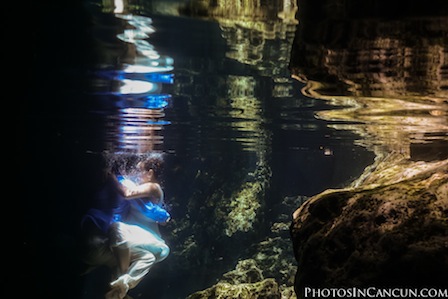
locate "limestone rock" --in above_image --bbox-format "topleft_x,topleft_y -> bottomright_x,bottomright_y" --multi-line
186,260 -> 282,299
186,279 -> 281,299
290,164 -> 448,298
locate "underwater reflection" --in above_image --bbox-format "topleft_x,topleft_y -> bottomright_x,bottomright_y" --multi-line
79,2 -> 175,299
181,0 -> 298,72
88,1 -> 174,153
106,108 -> 168,152
289,0 -> 448,164
173,1 -> 301,240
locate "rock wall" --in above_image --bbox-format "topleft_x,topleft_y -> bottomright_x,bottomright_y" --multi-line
186,195 -> 306,298
291,160 -> 448,298
289,1 -> 448,298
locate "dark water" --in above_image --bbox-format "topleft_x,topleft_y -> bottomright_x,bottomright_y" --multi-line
30,0 -> 447,298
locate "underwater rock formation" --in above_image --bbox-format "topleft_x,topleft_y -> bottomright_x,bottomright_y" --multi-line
186,196 -> 305,299
186,260 -> 282,299
290,160 -> 448,298
185,260 -> 284,299
289,0 -> 448,298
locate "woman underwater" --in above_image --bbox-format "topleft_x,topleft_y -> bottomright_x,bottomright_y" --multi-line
106,157 -> 171,299
79,154 -> 171,299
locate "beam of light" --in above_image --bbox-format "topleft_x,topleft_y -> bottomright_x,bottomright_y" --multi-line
119,79 -> 157,94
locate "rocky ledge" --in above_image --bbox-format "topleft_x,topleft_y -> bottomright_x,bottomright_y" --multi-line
290,159 -> 448,298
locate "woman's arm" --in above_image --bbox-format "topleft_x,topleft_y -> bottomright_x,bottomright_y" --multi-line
120,182 -> 153,199
111,172 -> 153,200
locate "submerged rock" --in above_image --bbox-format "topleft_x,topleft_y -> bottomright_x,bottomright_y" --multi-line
186,279 -> 281,299
290,161 -> 448,298
186,195 -> 304,299
186,260 -> 282,299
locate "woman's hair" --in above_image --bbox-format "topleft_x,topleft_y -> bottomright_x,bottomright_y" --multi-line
106,151 -> 165,180
139,152 -> 165,177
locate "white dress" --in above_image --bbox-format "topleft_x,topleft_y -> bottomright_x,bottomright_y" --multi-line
108,197 -> 170,297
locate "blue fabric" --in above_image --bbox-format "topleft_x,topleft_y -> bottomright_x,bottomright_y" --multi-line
112,199 -> 170,223
139,201 -> 171,222
112,199 -> 131,222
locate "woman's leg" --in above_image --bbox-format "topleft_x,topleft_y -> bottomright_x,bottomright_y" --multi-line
121,223 -> 170,263
106,222 -> 170,298
107,248 -> 156,296
126,249 -> 157,289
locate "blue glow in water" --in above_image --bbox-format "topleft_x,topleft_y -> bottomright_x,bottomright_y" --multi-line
146,120 -> 171,125
124,72 -> 174,84
95,71 -> 174,84
145,94 -> 171,109
143,73 -> 174,84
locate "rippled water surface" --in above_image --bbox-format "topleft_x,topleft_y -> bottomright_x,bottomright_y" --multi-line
28,1 -> 447,299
